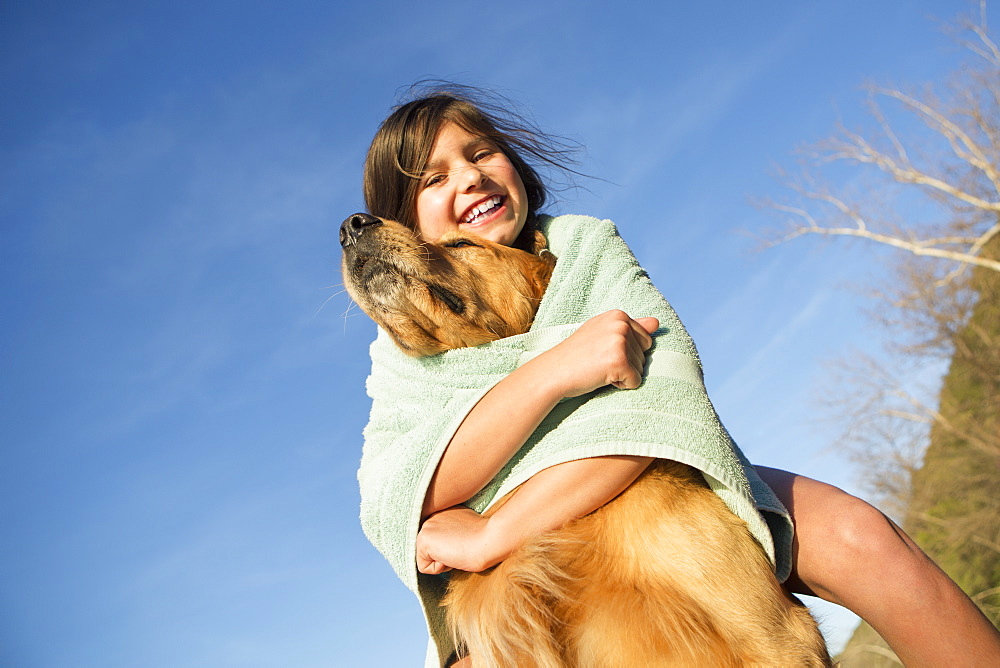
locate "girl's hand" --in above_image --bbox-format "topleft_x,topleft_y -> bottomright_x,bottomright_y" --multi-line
540,310 -> 659,398
416,506 -> 509,575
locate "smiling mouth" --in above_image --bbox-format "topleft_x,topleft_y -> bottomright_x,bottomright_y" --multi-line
461,195 -> 504,226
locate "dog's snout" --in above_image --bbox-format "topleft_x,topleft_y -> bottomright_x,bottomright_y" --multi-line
340,213 -> 382,247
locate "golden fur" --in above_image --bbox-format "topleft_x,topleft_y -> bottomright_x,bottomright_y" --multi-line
340,213 -> 831,667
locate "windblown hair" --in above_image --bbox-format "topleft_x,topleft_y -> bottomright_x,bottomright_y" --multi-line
363,83 -> 579,250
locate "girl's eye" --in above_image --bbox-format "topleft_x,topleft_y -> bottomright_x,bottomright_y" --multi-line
424,173 -> 445,187
473,149 -> 494,162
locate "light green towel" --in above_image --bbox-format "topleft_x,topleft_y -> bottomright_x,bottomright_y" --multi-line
357,214 -> 793,667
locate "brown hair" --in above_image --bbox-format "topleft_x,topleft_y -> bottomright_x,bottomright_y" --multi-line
363,84 -> 579,248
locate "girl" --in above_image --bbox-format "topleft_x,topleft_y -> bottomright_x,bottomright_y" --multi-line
358,86 -> 1000,667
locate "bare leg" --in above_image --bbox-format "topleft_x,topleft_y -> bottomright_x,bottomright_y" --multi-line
756,466 -> 1000,667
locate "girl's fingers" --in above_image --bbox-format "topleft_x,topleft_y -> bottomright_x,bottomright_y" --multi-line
612,350 -> 644,389
632,317 -> 660,342
621,318 -> 655,388
417,557 -> 452,575
556,311 -> 659,396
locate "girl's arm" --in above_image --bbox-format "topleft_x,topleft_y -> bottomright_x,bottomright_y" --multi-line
418,454 -> 652,574
421,310 -> 660,517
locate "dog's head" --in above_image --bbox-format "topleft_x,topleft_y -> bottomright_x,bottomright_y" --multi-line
340,213 -> 557,357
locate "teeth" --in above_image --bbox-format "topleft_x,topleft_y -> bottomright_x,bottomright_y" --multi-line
463,196 -> 501,224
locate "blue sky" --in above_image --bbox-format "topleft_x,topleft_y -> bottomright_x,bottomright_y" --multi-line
1,1 -> 973,665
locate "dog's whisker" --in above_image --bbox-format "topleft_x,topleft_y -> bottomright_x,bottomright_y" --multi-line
340,300 -> 368,335
341,299 -> 360,320
314,289 -> 350,319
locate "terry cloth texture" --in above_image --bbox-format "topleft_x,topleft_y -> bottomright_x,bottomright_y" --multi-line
356,214 -> 794,667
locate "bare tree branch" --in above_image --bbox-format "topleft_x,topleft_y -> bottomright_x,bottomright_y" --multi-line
765,5 -> 1000,283
959,1 -> 1000,66
772,199 -> 1000,272
873,86 -> 1000,196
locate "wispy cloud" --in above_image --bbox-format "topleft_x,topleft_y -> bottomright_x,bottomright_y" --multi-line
562,12 -> 808,201
713,284 -> 833,407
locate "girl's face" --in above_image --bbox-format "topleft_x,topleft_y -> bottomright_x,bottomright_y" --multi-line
414,121 -> 528,246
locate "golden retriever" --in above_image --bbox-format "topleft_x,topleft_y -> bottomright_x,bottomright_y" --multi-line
340,212 -> 830,667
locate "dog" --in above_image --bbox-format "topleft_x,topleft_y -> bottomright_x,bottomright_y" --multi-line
341,212 -> 831,667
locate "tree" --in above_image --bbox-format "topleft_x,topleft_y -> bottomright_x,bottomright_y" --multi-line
764,3 -> 1000,664
769,3 -> 999,274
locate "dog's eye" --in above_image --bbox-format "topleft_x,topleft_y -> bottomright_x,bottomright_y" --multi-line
428,284 -> 465,314
445,239 -> 478,248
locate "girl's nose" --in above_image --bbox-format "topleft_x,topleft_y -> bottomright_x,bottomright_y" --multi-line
461,165 -> 486,191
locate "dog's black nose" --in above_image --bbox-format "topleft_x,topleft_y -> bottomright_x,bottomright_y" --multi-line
340,213 -> 382,247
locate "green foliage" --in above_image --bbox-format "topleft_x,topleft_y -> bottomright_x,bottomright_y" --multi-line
905,233 -> 1000,626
